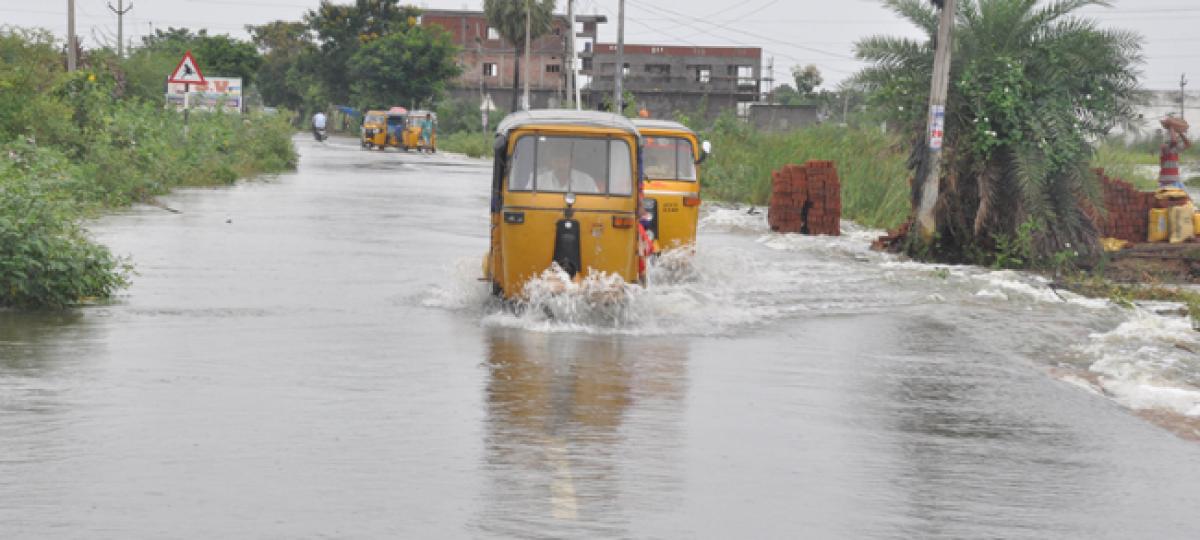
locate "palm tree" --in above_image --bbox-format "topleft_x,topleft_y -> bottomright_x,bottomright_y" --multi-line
855,0 -> 1142,263
483,0 -> 556,111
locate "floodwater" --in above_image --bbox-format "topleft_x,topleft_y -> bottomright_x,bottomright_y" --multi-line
3,136 -> 1200,538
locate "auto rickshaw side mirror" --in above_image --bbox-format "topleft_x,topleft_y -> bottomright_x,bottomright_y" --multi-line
697,140 -> 712,164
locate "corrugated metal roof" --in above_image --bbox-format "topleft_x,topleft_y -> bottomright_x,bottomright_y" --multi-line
495,110 -> 641,138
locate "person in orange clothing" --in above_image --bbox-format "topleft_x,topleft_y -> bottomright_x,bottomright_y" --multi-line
1158,116 -> 1191,190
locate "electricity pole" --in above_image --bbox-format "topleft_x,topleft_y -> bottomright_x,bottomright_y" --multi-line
566,0 -> 575,109
613,0 -> 624,113
108,0 -> 133,58
916,0 -> 955,242
522,0 -> 531,110
67,0 -> 77,71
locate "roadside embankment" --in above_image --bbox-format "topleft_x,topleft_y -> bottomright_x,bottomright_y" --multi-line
1,30 -> 296,309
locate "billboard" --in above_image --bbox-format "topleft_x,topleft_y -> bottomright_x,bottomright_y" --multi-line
166,77 -> 243,112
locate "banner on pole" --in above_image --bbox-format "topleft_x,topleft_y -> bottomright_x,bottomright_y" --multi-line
929,105 -> 946,150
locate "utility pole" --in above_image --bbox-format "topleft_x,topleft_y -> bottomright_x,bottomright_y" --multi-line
566,0 -> 576,109
765,56 -> 775,103
522,0 -> 531,110
67,0 -> 78,71
915,0 -> 955,242
613,0 -> 624,113
108,0 -> 133,58
1180,73 -> 1188,120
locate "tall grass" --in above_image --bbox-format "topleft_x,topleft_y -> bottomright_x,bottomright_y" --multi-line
1091,138 -> 1159,190
701,123 -> 911,230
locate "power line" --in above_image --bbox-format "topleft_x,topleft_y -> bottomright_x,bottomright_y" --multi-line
627,0 -> 856,61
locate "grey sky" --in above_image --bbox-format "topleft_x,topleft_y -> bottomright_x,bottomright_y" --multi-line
3,0 -> 1197,90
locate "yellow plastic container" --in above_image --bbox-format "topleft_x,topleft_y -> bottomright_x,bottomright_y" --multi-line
1170,203 -> 1196,244
1192,211 -> 1200,235
1148,208 -> 1170,242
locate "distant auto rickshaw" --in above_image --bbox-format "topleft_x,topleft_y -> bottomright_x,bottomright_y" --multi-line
360,110 -> 388,149
384,107 -> 409,150
633,119 -> 711,251
483,110 -> 645,300
403,110 -> 438,152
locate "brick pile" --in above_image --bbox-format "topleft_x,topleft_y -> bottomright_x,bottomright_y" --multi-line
1095,172 -> 1156,244
767,160 -> 842,236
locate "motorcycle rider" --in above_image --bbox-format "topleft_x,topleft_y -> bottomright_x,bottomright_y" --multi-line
312,110 -> 327,141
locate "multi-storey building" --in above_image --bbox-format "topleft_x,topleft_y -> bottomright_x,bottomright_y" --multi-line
584,43 -> 763,120
420,10 -> 605,111
422,9 -> 761,121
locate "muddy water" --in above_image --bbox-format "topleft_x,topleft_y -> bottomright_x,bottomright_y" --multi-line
2,136 -> 1200,538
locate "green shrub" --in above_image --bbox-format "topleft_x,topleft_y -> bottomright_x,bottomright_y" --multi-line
0,29 -> 297,309
438,131 -> 492,158
0,151 -> 129,309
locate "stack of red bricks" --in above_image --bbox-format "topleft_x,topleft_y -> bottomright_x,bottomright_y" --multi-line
1095,171 -> 1156,244
767,160 -> 842,236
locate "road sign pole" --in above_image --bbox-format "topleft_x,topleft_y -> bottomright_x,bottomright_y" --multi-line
183,83 -> 190,137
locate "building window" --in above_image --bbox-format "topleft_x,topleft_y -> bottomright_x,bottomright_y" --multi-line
546,64 -> 561,73
622,63 -> 630,77
487,27 -> 500,40
483,63 -> 498,77
644,64 -> 670,76
690,65 -> 712,84
736,65 -> 755,86
582,57 -> 593,71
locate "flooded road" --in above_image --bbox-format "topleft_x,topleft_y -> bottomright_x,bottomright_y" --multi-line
3,136 -> 1200,538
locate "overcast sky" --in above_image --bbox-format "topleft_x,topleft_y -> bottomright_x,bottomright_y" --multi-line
4,0 -> 1197,90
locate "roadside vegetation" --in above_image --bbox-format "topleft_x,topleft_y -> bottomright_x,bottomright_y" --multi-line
856,0 -> 1143,264
0,29 -> 295,309
697,119 -> 910,230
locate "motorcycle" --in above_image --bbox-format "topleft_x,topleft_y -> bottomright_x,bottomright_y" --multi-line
313,127 -> 327,142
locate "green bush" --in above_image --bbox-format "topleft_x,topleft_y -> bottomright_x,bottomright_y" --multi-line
0,28 -> 296,309
438,131 -> 492,158
0,146 -> 129,309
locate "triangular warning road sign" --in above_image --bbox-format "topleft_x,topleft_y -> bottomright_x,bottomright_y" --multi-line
168,51 -> 206,84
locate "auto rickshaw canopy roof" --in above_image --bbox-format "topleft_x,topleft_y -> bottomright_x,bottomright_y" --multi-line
631,118 -> 698,140
496,110 -> 640,140
387,106 -> 408,116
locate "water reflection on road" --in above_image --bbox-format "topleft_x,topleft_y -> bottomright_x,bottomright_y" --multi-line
1,137 -> 1199,538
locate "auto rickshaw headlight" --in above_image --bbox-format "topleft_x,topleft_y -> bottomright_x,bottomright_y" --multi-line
565,192 -> 576,207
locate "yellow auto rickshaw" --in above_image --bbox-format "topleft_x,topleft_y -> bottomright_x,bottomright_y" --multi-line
483,110 -> 644,299
383,107 -> 409,150
633,119 -> 710,251
361,110 -> 388,149
403,110 -> 438,152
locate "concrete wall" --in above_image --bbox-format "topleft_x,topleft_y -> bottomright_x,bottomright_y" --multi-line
750,104 -> 820,132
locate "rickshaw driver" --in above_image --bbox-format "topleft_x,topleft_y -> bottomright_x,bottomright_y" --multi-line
538,151 -> 603,193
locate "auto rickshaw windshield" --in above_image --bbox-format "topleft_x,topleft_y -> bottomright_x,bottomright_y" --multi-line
643,136 -> 697,180
365,114 -> 385,124
508,135 -> 633,196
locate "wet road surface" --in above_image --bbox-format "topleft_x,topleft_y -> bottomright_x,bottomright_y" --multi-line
3,136 -> 1200,538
